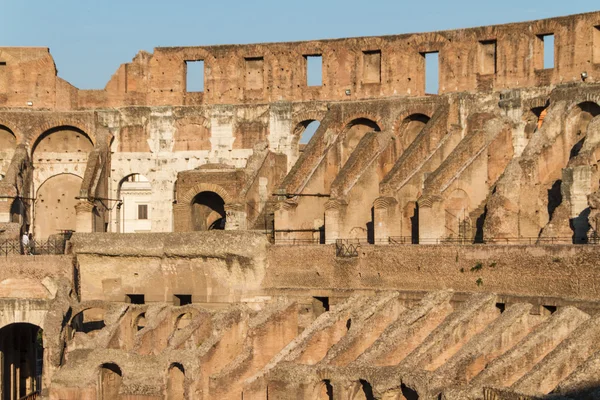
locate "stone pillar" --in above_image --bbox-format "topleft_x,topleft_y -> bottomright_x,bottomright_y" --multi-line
224,204 -> 247,231
418,196 -> 446,243
373,197 -> 398,244
273,200 -> 297,243
324,200 -> 347,244
75,201 -> 94,234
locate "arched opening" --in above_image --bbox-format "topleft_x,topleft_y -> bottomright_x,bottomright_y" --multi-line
166,363 -> 185,400
32,126 -> 93,155
117,174 -> 152,233
295,120 -> 321,148
397,114 -> 430,152
134,313 -> 146,332
341,118 -> 381,166
174,313 -> 192,331
191,191 -> 226,231
34,174 -> 82,240
524,105 -> 549,139
0,323 -> 43,400
0,125 -> 16,179
98,363 -> 122,400
71,308 -> 106,336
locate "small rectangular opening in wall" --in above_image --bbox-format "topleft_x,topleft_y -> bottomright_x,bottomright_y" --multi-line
593,26 -> 600,64
479,40 -> 497,75
305,55 -> 323,86
495,302 -> 506,313
362,50 -> 381,84
174,294 -> 192,306
422,52 -> 439,94
126,294 -> 145,305
185,60 -> 204,92
245,57 -> 264,90
537,34 -> 555,69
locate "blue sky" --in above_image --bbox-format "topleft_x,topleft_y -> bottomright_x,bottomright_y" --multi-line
1,1 -> 597,89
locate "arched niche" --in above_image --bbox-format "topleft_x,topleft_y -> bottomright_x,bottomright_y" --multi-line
98,363 -> 122,400
166,363 -> 185,400
0,125 -> 16,178
34,174 -> 82,240
191,191 -> 226,231
396,114 -> 430,152
340,118 -> 381,166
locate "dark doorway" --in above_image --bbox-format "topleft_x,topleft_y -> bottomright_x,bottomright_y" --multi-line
191,191 -> 226,231
0,323 -> 43,400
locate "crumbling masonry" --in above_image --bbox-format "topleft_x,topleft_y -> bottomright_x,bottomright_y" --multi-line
1,10 -> 600,400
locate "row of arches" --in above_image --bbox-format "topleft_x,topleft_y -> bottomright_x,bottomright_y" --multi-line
99,362 -> 185,400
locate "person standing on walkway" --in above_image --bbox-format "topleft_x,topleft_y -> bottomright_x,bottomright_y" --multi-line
22,231 -> 30,255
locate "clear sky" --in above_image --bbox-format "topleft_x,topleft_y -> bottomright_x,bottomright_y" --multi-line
1,1 -> 598,89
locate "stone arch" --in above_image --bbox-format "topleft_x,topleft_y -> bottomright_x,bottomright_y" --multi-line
98,363 -> 122,400
34,173 -> 83,239
350,380 -> 375,400
174,313 -> 192,331
0,323 -> 43,399
134,313 -> 146,332
395,113 -> 431,152
179,183 -> 234,205
191,191 -> 226,231
0,308 -> 46,332
0,124 -> 16,150
30,121 -> 95,149
31,125 -> 94,155
339,117 -> 382,167
166,363 -> 185,400
293,119 -> 322,146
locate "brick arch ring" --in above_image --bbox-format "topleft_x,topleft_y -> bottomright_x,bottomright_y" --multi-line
179,183 -> 234,205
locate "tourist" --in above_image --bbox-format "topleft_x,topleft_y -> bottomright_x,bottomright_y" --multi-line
22,231 -> 30,255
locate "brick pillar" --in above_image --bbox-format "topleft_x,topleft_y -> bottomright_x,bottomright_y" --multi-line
75,201 -> 94,234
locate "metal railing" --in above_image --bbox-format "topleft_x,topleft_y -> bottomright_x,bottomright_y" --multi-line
274,235 -> 600,246
0,237 -> 69,257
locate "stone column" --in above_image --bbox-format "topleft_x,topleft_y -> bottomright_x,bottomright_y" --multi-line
373,197 -> 398,244
324,200 -> 347,244
75,201 -> 94,234
418,195 -> 446,243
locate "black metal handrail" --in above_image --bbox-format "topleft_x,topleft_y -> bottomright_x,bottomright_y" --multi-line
0,237 -> 69,257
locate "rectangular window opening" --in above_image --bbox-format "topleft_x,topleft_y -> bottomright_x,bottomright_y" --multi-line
305,55 -> 323,86
138,204 -> 148,220
363,50 -> 381,84
479,40 -> 497,75
542,305 -> 557,315
313,296 -> 330,312
537,34 -> 555,69
126,294 -> 145,305
422,52 -> 440,95
174,294 -> 193,306
245,57 -> 264,90
593,26 -> 600,65
185,60 -> 204,92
